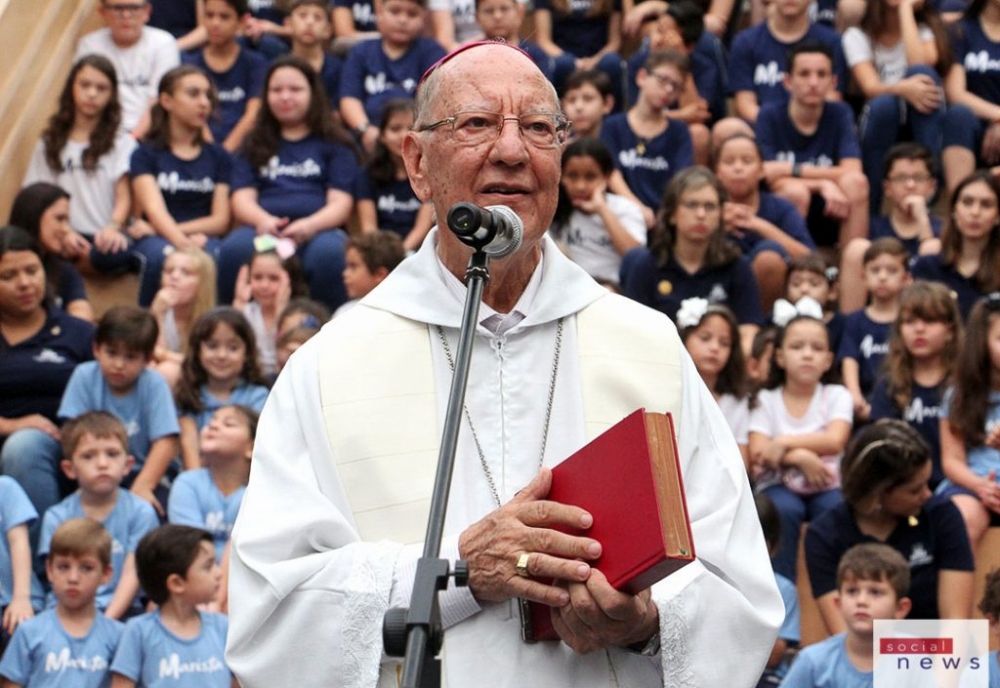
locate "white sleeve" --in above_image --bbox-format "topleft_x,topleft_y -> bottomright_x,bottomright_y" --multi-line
842,28 -> 874,68
609,193 -> 648,245
653,351 -> 783,686
23,140 -> 57,186
226,335 -> 478,688
826,384 -> 855,423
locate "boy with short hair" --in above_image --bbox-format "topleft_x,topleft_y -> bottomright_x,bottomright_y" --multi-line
0,518 -> 123,688
562,70 -> 615,141
978,568 -> 1000,684
474,0 -> 552,84
286,0 -> 343,111
779,542 -> 912,687
601,49 -> 694,228
39,413 -> 160,621
181,0 -> 267,153
756,41 -> 869,253
75,0 -> 181,138
110,525 -> 230,688
839,143 -> 942,311
339,0 -> 446,152
58,307 -> 180,514
335,230 -> 406,317
839,238 -> 911,422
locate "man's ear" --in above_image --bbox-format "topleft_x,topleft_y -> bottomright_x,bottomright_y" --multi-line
402,133 -> 431,201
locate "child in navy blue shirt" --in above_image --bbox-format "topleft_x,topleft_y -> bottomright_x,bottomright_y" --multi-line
619,166 -> 763,345
130,65 -> 233,307
182,0 -> 267,153
58,307 -> 180,515
756,41 -> 868,252
339,0 -> 445,153
780,543 -> 912,687
355,99 -> 433,250
218,56 -> 361,311
532,0 -> 624,98
602,50 -> 694,228
110,525 -> 230,688
40,413 -> 160,620
839,238 -> 911,423
286,0 -> 343,112
562,70 -> 615,141
839,143 -> 942,311
869,281 -> 960,490
474,0 -> 553,84
0,518 -> 122,688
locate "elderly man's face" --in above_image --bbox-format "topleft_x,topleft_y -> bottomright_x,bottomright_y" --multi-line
403,48 -> 564,252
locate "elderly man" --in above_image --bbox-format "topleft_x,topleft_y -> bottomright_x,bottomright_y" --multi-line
226,41 -> 781,687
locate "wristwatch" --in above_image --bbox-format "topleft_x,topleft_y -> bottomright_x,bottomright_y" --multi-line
627,632 -> 661,657
354,121 -> 371,136
791,162 -> 803,178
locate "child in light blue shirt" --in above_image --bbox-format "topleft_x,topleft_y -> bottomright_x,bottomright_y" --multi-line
755,494 -> 799,685
0,476 -> 43,648
111,525 -> 230,687
0,519 -> 123,688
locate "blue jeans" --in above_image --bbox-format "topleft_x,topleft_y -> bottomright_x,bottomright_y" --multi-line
0,429 -> 70,552
762,483 -> 843,582
132,235 -> 222,307
216,226 -> 349,312
859,65 -> 945,214
942,103 -> 986,158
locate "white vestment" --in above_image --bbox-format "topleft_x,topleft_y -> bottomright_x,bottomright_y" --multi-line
227,230 -> 782,688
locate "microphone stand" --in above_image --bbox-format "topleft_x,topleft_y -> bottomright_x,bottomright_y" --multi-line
382,214 -> 499,688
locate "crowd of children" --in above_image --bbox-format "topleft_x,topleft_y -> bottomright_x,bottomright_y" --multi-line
6,0 -> 1000,684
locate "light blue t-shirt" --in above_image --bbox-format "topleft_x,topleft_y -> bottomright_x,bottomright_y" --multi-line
0,476 -> 44,609
0,609 -> 123,688
167,469 -> 245,562
769,572 -> 800,681
941,388 -> 1000,481
184,382 -> 269,433
991,650 -> 1000,688
39,490 -> 159,611
111,610 -> 230,687
58,362 -> 180,470
779,633 -> 869,688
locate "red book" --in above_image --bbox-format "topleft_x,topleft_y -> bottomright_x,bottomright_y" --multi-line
524,409 -> 696,642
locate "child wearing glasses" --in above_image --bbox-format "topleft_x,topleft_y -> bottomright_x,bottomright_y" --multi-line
755,40 -> 869,257
601,50 -> 694,229
75,0 -> 180,139
839,143 -> 942,311
619,166 -> 763,349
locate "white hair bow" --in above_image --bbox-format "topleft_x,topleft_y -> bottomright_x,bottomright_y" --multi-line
676,297 -> 711,329
772,296 -> 823,327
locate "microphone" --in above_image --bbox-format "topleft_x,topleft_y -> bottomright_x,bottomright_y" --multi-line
446,203 -> 524,258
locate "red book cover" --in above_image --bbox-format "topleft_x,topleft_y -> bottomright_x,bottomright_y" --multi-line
524,409 -> 695,642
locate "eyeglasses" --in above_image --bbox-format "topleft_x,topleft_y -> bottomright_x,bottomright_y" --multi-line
418,110 -> 571,148
103,2 -> 147,14
679,200 -> 720,213
647,72 -> 684,91
888,174 -> 932,185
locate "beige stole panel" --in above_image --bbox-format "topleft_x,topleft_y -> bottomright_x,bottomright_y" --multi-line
319,296 -> 683,544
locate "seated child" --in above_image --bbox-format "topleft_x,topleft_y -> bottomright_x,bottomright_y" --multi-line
0,477 -> 40,650
754,494 -> 798,686
58,307 -> 180,515
110,525 -> 231,687
276,324 -> 322,374
785,254 -> 845,358
779,543 -> 912,687
978,568 -> 1000,685
561,70 -> 615,141
0,519 -> 122,688
335,231 -> 406,317
39,412 -> 160,620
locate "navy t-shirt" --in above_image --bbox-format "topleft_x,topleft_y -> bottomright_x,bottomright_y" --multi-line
340,38 -> 446,125
248,0 -> 285,24
620,247 -> 763,325
332,0 -> 378,32
727,22 -> 848,105
0,307 -> 94,425
627,33 -> 728,122
952,17 -> 1000,108
533,0 -> 622,58
231,135 -> 359,221
320,53 -> 344,111
805,496 -> 974,620
182,48 -> 268,144
869,215 -> 943,258
910,254 -> 983,320
150,0 -> 197,39
355,174 -> 422,239
130,143 -> 233,223
730,191 -> 816,255
826,311 -> 846,358
870,378 -> 946,488
756,100 -> 861,166
600,114 -> 693,211
837,309 -> 892,399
